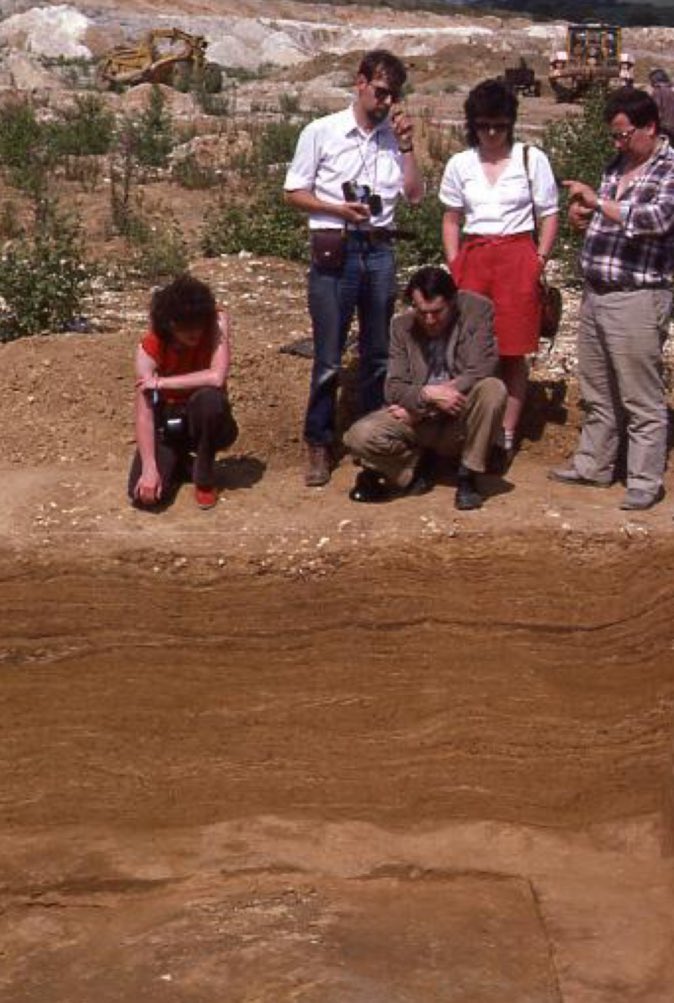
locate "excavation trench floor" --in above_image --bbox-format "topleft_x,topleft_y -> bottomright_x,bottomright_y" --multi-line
1,537 -> 674,1002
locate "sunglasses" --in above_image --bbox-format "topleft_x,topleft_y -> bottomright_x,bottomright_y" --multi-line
371,83 -> 400,103
609,126 -> 636,142
474,121 -> 511,133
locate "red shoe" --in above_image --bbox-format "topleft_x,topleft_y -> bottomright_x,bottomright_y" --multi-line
195,484 -> 218,509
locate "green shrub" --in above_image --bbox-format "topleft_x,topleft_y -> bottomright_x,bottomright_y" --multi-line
109,122 -> 138,236
0,200 -> 23,240
49,94 -> 115,157
200,116 -> 444,269
225,64 -> 276,83
193,82 -> 232,117
123,85 -> 174,170
201,181 -> 306,261
0,96 -> 113,196
0,100 -> 41,169
196,91 -> 231,117
395,174 -> 446,270
62,155 -> 103,190
201,166 -> 445,269
256,119 -> 304,168
232,119 -> 306,178
0,100 -> 53,197
117,196 -> 189,282
172,153 -> 221,189
0,200 -> 93,340
39,54 -> 98,90
130,216 -> 189,282
541,86 -> 614,283
108,91 -> 175,235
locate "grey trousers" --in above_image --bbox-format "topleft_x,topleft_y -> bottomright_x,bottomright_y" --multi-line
573,287 -> 672,494
344,377 -> 506,488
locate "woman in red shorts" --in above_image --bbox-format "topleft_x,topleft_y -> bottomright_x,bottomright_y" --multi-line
128,274 -> 238,510
440,78 -> 558,456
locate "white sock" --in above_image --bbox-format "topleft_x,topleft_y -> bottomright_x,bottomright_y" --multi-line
503,430 -> 515,451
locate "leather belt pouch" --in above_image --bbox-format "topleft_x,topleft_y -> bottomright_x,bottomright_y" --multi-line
310,229 -> 345,272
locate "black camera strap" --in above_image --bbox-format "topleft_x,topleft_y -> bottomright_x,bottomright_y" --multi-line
355,129 -> 380,193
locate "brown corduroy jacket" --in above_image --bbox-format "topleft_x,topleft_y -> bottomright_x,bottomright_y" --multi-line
384,290 -> 499,415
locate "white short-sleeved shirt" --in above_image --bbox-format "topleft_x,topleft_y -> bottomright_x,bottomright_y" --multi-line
439,141 -> 558,235
283,105 -> 405,230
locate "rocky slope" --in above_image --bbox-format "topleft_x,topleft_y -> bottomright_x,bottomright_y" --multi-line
0,1 -> 673,83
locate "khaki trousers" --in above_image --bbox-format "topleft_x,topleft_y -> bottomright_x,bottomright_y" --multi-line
344,377 -> 506,488
573,287 -> 672,494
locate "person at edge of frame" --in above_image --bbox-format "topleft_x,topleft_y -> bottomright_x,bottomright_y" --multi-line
283,48 -> 425,488
549,87 -> 674,512
649,68 -> 674,145
128,274 -> 238,511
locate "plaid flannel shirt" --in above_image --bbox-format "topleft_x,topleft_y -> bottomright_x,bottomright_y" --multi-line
580,137 -> 674,289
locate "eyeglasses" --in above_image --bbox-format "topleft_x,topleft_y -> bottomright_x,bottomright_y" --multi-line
371,83 -> 400,103
609,126 -> 636,142
474,121 -> 510,133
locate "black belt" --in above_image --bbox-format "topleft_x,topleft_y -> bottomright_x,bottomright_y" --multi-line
346,229 -> 395,244
586,278 -> 671,294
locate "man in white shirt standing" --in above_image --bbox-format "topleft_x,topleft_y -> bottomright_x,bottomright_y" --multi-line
284,49 -> 425,487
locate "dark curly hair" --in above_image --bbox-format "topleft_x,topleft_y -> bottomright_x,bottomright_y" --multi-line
464,78 -> 518,148
357,49 -> 407,95
604,87 -> 660,131
404,265 -> 457,304
150,274 -> 217,344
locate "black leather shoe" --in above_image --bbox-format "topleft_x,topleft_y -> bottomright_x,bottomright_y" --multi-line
349,468 -> 391,503
401,471 -> 434,498
487,444 -> 513,476
455,472 -> 483,511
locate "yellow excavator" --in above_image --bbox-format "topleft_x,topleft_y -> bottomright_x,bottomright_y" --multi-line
548,23 -> 634,103
96,28 -> 223,93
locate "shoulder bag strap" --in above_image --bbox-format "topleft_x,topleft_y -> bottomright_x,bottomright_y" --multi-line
523,144 -> 551,296
523,143 -> 538,235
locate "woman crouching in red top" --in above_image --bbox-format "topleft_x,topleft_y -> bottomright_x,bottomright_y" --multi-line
128,274 -> 238,510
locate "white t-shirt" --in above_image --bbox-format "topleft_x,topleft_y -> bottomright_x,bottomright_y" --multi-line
439,141 -> 558,235
284,105 -> 405,231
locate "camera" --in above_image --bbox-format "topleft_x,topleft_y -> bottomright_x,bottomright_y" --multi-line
165,416 -> 186,436
342,181 -> 383,216
153,395 -> 187,442
158,414 -> 187,443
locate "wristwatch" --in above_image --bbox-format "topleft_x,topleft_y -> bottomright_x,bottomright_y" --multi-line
595,196 -> 604,214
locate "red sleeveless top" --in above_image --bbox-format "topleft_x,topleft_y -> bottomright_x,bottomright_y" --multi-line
141,329 -> 214,403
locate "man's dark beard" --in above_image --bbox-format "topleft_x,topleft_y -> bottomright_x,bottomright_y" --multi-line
366,106 -> 390,127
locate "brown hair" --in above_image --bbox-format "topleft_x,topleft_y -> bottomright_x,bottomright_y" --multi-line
150,274 -> 217,344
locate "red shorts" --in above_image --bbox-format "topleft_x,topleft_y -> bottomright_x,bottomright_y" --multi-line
451,233 -> 543,357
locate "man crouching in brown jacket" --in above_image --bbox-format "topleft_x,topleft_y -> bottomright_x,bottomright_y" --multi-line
344,265 -> 506,510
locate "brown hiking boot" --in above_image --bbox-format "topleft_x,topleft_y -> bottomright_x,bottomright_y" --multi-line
304,444 -> 331,487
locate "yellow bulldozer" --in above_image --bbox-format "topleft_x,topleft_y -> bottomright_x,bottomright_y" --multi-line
96,28 -> 223,93
548,23 -> 634,103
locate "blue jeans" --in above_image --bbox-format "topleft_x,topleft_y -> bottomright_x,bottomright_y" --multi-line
304,234 -> 396,446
